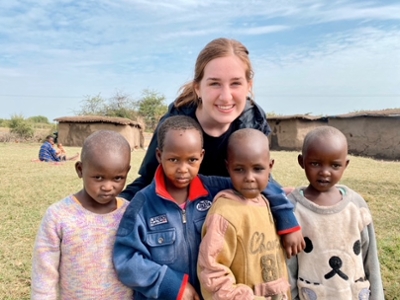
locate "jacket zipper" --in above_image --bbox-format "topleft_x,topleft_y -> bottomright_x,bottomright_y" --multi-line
182,208 -> 187,223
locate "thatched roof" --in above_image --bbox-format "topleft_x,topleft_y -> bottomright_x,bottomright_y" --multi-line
267,108 -> 400,120
267,114 -> 325,121
330,108 -> 400,118
54,115 -> 143,128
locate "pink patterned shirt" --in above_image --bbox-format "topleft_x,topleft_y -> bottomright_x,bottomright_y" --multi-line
31,196 -> 133,299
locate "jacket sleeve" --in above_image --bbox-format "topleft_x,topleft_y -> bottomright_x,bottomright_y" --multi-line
200,174 -> 300,235
263,178 -> 300,234
198,213 -> 264,300
362,221 -> 384,300
31,207 -> 61,299
119,130 -> 160,200
113,193 -> 187,300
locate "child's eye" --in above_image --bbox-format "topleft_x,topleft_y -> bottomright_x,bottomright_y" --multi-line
233,168 -> 243,172
231,81 -> 242,86
310,162 -> 320,167
114,176 -> 124,181
332,164 -> 341,169
209,82 -> 220,86
94,176 -> 103,180
254,167 -> 265,172
189,158 -> 198,163
168,158 -> 178,163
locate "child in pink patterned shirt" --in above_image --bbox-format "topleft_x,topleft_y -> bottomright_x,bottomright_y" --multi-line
31,130 -> 134,299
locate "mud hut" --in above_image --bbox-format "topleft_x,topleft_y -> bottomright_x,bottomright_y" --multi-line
267,109 -> 400,160
54,116 -> 144,150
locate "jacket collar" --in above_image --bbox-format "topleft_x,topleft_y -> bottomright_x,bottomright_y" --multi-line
154,165 -> 209,202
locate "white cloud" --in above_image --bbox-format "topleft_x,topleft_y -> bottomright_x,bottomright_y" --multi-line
0,0 -> 399,119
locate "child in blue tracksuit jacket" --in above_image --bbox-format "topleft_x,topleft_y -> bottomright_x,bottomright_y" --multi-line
113,116 -> 304,300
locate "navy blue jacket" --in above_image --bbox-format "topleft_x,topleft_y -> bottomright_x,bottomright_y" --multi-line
114,167 -> 234,300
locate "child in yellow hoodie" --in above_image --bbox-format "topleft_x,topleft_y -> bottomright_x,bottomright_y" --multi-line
198,128 -> 292,300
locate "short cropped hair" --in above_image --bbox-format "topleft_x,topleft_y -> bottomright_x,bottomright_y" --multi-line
302,126 -> 347,155
227,128 -> 269,159
81,130 -> 131,162
157,115 -> 203,151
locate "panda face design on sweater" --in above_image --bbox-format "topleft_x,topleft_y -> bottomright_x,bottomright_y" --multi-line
301,237 -> 365,283
295,204 -> 373,300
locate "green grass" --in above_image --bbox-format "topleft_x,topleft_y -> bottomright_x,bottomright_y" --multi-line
0,144 -> 399,299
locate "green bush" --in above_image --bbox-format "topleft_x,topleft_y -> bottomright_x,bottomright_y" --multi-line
8,115 -> 34,139
28,115 -> 49,123
0,118 -> 9,127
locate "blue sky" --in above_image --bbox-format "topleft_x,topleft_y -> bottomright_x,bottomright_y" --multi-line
0,0 -> 399,122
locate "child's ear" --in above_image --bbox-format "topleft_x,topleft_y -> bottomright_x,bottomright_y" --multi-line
156,148 -> 162,163
199,149 -> 205,162
297,154 -> 305,169
75,161 -> 83,178
345,158 -> 350,168
269,158 -> 275,170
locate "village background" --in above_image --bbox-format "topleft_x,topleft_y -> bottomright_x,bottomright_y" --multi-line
0,94 -> 399,299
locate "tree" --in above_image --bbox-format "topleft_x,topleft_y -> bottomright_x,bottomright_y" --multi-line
137,89 -> 168,131
75,93 -> 106,116
104,91 -> 138,120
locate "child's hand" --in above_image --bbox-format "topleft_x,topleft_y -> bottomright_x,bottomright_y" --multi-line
282,230 -> 305,259
181,283 -> 200,300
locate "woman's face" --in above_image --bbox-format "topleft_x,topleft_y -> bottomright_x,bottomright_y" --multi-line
195,55 -> 252,127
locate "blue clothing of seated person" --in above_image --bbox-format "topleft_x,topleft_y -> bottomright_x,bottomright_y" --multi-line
39,135 -> 60,162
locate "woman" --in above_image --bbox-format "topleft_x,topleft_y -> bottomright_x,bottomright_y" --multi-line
120,38 -> 304,256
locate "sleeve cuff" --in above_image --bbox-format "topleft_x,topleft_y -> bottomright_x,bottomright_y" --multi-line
177,274 -> 189,300
158,268 -> 187,300
274,210 -> 300,233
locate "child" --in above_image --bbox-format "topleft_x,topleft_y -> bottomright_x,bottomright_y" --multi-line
198,128 -> 290,300
113,115 -> 302,300
55,143 -> 79,161
31,130 -> 134,299
287,126 -> 384,300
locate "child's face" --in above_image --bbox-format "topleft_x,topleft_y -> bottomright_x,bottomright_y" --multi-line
156,128 -> 204,191
298,136 -> 349,193
226,142 -> 273,199
75,151 -> 131,207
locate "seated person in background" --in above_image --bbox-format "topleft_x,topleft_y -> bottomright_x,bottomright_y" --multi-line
56,143 -> 67,160
56,143 -> 71,161
39,135 -> 60,162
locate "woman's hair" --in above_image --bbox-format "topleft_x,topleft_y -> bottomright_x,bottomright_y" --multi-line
175,38 -> 254,108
